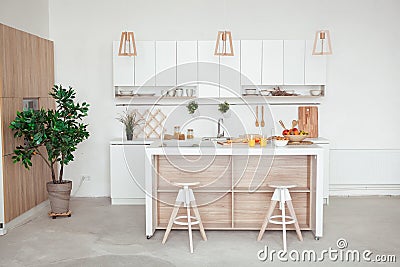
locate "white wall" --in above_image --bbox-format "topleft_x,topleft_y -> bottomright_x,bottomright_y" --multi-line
49,0 -> 400,197
0,0 -> 49,38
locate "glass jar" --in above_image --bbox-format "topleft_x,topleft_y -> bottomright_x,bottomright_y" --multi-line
187,129 -> 194,139
174,126 -> 180,139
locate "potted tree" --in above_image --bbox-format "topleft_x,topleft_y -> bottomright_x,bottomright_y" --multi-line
9,85 -> 90,215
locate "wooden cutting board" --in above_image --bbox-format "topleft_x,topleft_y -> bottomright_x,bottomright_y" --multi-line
298,106 -> 318,138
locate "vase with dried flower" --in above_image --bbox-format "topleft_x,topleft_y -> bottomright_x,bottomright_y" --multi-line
117,109 -> 143,140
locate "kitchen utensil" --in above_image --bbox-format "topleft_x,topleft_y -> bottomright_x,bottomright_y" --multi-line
278,120 -> 287,130
292,120 -> 298,129
298,106 -> 318,137
261,106 -> 265,127
255,106 -> 259,127
284,135 -> 308,142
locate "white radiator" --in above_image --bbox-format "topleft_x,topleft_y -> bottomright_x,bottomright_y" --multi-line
330,149 -> 400,195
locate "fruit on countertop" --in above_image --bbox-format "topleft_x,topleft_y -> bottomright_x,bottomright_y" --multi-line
273,136 -> 290,141
279,119 -> 308,136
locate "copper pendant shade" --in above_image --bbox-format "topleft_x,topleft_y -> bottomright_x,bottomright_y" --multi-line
118,31 -> 137,56
214,31 -> 234,56
312,30 -> 332,55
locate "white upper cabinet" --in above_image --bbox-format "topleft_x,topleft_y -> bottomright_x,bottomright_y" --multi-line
220,41 -> 241,97
305,40 -> 326,85
113,41 -> 135,86
177,41 -> 197,86
198,41 -> 220,97
155,41 -> 176,86
241,40 -> 262,85
283,40 -> 305,85
262,40 -> 284,85
135,41 -> 156,86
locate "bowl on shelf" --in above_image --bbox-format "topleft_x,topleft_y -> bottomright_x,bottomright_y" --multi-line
259,90 -> 271,96
118,89 -> 134,95
284,135 -> 308,142
245,89 -> 257,95
273,139 -> 289,147
310,90 -> 322,96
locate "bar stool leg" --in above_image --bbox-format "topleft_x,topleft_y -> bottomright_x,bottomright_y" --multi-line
191,200 -> 207,241
257,200 -> 277,241
281,189 -> 287,252
184,186 -> 194,253
162,201 -> 181,244
286,200 -> 303,241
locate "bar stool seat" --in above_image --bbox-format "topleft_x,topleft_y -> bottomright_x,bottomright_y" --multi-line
162,182 -> 207,253
257,184 -> 303,251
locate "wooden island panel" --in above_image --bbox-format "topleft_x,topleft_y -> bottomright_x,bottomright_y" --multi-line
156,155 -> 313,230
157,155 -> 232,191
157,192 -> 232,229
233,156 -> 310,190
233,192 -> 310,229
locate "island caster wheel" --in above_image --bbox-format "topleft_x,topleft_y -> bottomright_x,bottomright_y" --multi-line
146,235 -> 152,240
68,214 -> 71,217
52,216 -> 57,219
314,236 -> 320,241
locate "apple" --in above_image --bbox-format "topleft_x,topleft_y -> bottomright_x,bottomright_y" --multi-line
282,129 -> 289,135
292,128 -> 299,135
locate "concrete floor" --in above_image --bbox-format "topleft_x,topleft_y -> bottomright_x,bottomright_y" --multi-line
0,197 -> 399,267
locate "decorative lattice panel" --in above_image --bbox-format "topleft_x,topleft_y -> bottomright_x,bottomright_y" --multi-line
133,109 -> 167,138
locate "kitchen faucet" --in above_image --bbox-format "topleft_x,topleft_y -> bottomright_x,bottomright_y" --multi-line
217,118 -> 224,138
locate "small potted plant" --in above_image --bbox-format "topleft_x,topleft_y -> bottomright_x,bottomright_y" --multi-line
218,101 -> 230,117
186,100 -> 199,116
10,85 -> 90,215
117,108 -> 143,140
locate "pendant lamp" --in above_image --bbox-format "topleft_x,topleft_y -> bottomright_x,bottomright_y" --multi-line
312,30 -> 332,55
214,31 -> 234,56
118,31 -> 137,56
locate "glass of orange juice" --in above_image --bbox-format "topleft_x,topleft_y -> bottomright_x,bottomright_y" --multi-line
248,135 -> 255,147
260,136 -> 267,147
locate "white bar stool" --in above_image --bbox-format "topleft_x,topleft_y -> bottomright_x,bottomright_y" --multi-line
257,184 -> 303,251
162,182 -> 207,253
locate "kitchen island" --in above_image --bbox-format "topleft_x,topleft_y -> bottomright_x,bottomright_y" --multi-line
144,140 -> 324,240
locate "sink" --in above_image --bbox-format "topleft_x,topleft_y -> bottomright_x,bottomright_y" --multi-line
161,139 -> 215,147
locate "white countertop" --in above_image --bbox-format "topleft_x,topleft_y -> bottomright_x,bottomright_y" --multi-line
146,140 -> 324,156
111,137 -> 329,146
110,138 -> 158,145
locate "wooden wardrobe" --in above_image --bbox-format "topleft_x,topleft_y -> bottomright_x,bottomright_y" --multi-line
0,23 -> 55,231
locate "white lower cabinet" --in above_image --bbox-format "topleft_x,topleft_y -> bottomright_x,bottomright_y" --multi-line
110,142 -> 151,205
